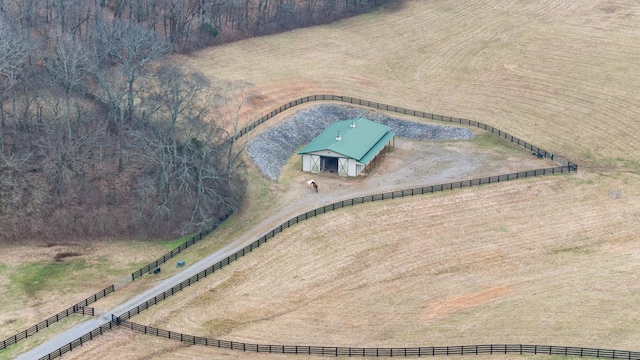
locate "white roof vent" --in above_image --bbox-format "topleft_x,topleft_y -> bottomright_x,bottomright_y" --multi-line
350,121 -> 356,128
336,132 -> 341,141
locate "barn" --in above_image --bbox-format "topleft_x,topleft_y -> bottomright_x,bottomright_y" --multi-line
298,118 -> 395,177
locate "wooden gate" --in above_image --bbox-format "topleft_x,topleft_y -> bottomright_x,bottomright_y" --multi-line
310,155 -> 321,173
338,158 -> 348,176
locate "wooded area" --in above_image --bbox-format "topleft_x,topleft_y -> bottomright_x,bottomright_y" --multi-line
0,0 -> 392,242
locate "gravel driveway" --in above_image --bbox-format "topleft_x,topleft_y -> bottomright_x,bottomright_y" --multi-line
245,104 -> 556,223
247,104 -> 475,180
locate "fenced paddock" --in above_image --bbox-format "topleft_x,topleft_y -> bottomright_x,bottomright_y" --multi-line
234,95 -> 577,170
113,165 -> 575,323
33,165 -> 581,360
15,96 -> 582,359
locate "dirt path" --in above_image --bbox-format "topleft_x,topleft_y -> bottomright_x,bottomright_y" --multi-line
264,137 -> 557,227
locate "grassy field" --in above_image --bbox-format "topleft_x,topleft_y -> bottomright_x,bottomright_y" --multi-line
5,0 -> 640,358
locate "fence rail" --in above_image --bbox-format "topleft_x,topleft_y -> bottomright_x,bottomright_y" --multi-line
0,286 -> 112,351
235,94 -> 577,171
116,320 -> 640,359
26,96 -> 582,358
116,164 -> 573,322
37,321 -> 115,360
131,95 -> 578,281
130,210 -> 233,281
73,307 -> 95,316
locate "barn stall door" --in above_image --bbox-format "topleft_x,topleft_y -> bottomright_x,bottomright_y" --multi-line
338,158 -> 348,176
310,155 -> 321,173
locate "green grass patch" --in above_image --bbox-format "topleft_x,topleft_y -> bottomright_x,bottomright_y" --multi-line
494,225 -> 508,232
155,232 -> 199,251
470,131 -> 525,152
10,259 -> 88,297
549,245 -> 594,256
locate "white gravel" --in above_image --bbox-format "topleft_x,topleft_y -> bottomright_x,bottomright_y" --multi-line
247,104 -> 474,180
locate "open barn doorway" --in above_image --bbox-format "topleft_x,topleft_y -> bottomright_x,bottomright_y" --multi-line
323,157 -> 338,174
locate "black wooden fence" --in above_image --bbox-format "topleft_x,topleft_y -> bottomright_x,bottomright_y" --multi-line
36,317 -> 640,360
31,165 -> 576,358
114,165 -> 574,323
37,321 -> 116,360
0,286 -> 112,350
19,96 -> 583,358
115,320 -> 640,360
130,210 -> 233,281
234,94 -> 577,171
129,94 -> 577,283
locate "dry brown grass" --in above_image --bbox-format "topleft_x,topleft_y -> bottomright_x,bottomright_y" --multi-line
0,238 -> 182,360
8,0 -> 640,358
125,171 -> 640,350
180,0 -> 640,172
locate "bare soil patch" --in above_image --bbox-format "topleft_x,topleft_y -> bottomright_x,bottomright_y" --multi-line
265,135 -> 557,221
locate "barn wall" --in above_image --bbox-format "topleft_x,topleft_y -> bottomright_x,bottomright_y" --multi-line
319,150 -> 344,157
302,148 -> 385,176
302,154 -> 311,172
347,158 -> 358,176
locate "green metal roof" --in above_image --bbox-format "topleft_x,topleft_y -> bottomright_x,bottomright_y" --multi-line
298,118 -> 394,164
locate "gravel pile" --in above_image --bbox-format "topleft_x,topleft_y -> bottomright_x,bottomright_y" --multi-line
246,104 -> 474,180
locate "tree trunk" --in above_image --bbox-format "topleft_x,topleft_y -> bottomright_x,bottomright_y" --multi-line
0,102 -> 4,154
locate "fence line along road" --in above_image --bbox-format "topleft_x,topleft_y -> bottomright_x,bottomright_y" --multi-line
130,209 -> 233,281
37,321 -> 115,360
0,286 -> 113,351
114,166 -> 574,323
20,96 -> 579,359
33,165 -> 576,360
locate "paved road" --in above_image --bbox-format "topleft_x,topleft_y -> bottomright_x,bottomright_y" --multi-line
14,218 -> 280,360
14,173 -> 386,360
14,140 -> 551,359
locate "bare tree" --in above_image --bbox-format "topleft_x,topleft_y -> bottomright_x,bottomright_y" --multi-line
96,18 -> 171,123
137,64 -> 211,212
93,64 -> 130,170
0,14 -> 30,153
146,64 -> 210,155
43,31 -> 96,145
210,79 -> 251,179
303,0 -> 319,21
128,66 -> 244,234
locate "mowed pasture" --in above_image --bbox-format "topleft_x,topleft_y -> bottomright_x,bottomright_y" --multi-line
7,0 -> 640,359
62,174 -> 640,360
